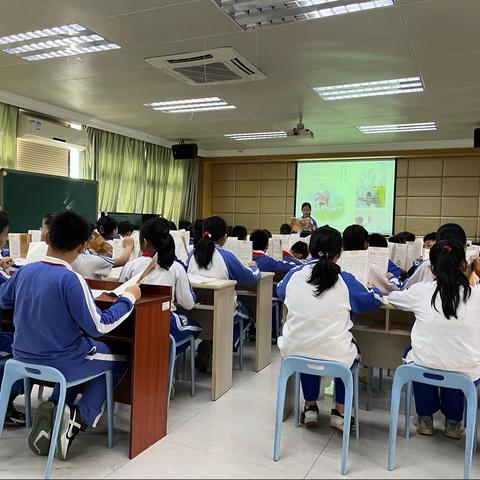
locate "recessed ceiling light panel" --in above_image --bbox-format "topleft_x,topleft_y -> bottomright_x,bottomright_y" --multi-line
145,97 -> 236,113
314,77 -> 424,100
0,23 -> 120,61
358,122 -> 437,134
216,0 -> 394,30
225,131 -> 287,140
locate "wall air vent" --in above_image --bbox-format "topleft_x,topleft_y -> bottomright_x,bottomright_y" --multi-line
145,47 -> 266,86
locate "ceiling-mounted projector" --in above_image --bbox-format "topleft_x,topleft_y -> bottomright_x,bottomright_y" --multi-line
286,115 -> 314,138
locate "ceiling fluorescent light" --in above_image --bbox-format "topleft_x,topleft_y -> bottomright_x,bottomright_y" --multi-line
0,23 -> 120,61
145,97 -> 236,113
225,131 -> 287,140
314,76 -> 424,100
217,0 -> 394,30
358,122 -> 437,134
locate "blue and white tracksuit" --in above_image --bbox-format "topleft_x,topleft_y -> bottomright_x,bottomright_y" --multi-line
0,256 -> 136,427
71,250 -> 114,280
252,251 -> 298,273
277,261 -> 383,404
120,255 -> 201,355
187,245 -> 261,347
282,250 -> 304,266
388,260 -> 402,279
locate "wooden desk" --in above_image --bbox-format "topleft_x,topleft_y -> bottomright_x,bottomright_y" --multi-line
189,279 -> 237,401
2,280 -> 172,460
236,271 -> 274,372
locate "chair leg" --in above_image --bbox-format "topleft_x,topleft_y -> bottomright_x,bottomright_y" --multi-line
0,375 -> 17,442
37,385 -> 45,400
238,319 -> 244,370
464,389 -> 477,480
45,383 -> 66,480
168,336 -> 176,407
379,368 -> 384,392
105,370 -> 114,449
405,382 -> 412,439
353,366 -> 359,439
190,337 -> 196,397
273,366 -> 290,462
294,372 -> 301,428
340,374 -> 353,476
366,367 -> 374,411
388,376 -> 404,471
24,378 -> 32,428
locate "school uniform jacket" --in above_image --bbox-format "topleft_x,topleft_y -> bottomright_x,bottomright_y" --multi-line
0,256 -> 135,366
388,282 -> 480,380
402,259 -> 434,289
276,260 -> 383,366
282,250 -> 304,265
252,250 -> 298,273
71,250 -> 114,280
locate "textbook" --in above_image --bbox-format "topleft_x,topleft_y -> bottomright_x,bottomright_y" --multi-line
8,233 -> 32,259
223,237 -> 253,264
28,230 -> 42,243
170,230 -> 190,265
90,231 -> 112,256
405,240 -> 423,271
388,242 -> 407,271
268,237 -> 283,261
26,241 -> 48,263
338,247 -> 389,286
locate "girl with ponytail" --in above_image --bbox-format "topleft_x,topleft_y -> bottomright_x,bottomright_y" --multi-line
188,216 -> 261,371
120,218 -> 202,355
277,226 -> 383,431
388,240 -> 480,439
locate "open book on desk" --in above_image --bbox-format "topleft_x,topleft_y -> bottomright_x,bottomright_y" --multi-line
338,247 -> 389,287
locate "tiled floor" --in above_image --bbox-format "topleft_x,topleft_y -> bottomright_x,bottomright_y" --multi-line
1,345 -> 479,479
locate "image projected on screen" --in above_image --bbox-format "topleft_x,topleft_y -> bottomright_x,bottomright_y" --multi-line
295,159 -> 396,235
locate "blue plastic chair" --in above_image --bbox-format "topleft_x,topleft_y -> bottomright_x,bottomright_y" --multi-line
0,359 -> 114,480
168,334 -> 196,404
366,366 -> 385,411
273,356 -> 359,475
233,317 -> 245,370
388,364 -> 478,479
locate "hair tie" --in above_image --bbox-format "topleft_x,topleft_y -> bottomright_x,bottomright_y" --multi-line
318,251 -> 329,259
202,230 -> 212,238
443,245 -> 452,253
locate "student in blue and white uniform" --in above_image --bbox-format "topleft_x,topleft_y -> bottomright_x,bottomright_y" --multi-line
120,218 -> 201,355
251,229 -> 298,273
0,211 -> 141,460
283,241 -> 309,265
187,216 -> 261,372
388,240 -> 480,439
0,212 -> 13,285
277,226 -> 383,431
97,215 -> 120,241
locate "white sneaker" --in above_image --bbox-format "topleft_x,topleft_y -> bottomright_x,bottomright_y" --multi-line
301,404 -> 319,427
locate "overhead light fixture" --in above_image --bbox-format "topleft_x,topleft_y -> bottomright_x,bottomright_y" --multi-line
358,122 -> 438,134
225,131 -> 287,140
0,23 -> 121,61
216,0 -> 394,30
145,97 -> 236,113
314,76 -> 424,100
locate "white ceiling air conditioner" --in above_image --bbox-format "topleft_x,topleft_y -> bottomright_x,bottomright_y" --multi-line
17,114 -> 88,151
145,47 -> 267,86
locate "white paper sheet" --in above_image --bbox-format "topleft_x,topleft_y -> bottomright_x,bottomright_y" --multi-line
28,230 -> 42,243
25,241 -> 48,263
388,242 -> 408,270
237,240 -> 253,264
367,247 -> 389,284
338,250 -> 369,285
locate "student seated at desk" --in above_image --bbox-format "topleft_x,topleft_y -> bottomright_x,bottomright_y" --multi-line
40,213 -> 55,242
283,241 -> 309,264
0,211 -> 141,459
187,216 -> 261,371
97,215 -> 120,241
368,232 -> 402,280
251,229 -> 298,273
230,225 -> 248,241
0,212 -> 13,285
424,232 -> 437,250
388,240 -> 480,439
118,221 -> 134,238
280,223 -> 292,235
120,218 -> 201,355
277,226 -> 383,431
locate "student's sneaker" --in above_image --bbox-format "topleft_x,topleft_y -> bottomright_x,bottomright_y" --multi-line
28,401 -> 55,456
413,415 -> 434,436
195,340 -> 212,373
4,403 -> 26,427
444,418 -> 464,440
330,409 -> 356,434
55,405 -> 87,461
301,404 -> 320,427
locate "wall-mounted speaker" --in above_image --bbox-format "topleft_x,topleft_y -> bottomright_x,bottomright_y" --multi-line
474,128 -> 480,148
172,143 -> 198,159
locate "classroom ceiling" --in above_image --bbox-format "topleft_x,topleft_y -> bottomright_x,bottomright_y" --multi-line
0,0 -> 478,153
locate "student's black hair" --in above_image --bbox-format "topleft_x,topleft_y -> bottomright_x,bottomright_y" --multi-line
251,229 -> 269,251
194,216 -> 226,269
0,212 -> 9,233
169,221 -> 177,231
423,232 -> 437,243
231,225 -> 248,241
368,233 -> 388,248
280,223 -> 292,235
156,217 -> 171,232
301,202 -> 312,210
42,213 -> 55,227
430,240 -> 471,319
264,229 -> 272,238
300,230 -> 311,238
178,220 -> 192,232
388,235 -> 406,244
140,218 -> 175,270
49,211 -> 90,251
343,224 -> 368,251
307,226 -> 342,296
397,231 -> 416,242
88,222 -> 95,235
290,241 -> 309,259
192,218 -> 204,247
118,221 -> 134,236
436,223 -> 467,246
97,215 -> 118,237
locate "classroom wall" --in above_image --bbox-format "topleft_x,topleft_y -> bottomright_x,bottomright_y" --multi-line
204,151 -> 480,239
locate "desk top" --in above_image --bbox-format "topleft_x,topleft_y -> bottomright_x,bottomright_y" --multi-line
190,279 -> 237,290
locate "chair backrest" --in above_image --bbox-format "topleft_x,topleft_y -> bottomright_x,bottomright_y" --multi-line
396,364 -> 475,392
281,355 -> 352,381
4,359 -> 65,384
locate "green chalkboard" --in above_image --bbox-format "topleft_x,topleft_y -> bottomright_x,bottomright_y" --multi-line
0,169 -> 98,232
